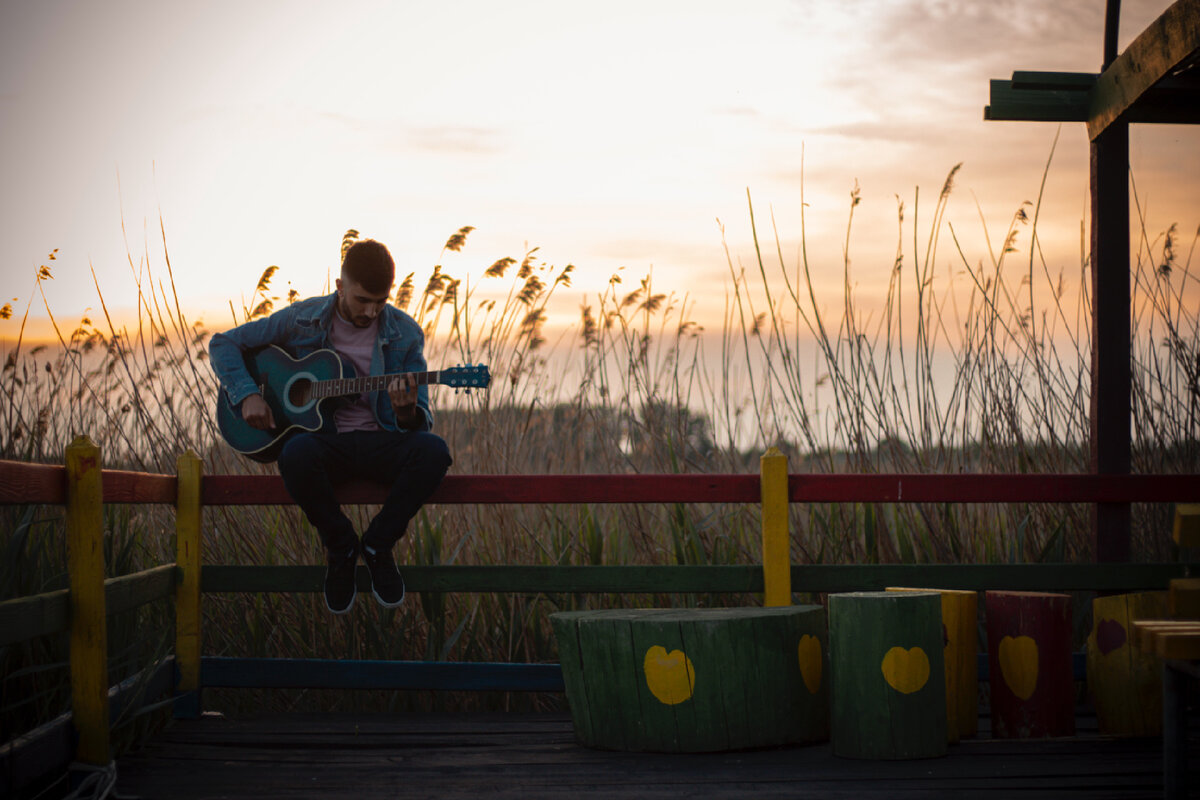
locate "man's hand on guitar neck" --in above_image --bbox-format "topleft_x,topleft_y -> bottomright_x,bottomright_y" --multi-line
241,393 -> 277,430
388,374 -> 422,429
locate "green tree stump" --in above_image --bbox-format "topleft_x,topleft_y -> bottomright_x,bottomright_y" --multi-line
551,606 -> 829,752
828,591 -> 947,760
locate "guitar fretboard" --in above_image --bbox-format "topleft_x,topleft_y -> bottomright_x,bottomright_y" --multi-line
313,371 -> 441,399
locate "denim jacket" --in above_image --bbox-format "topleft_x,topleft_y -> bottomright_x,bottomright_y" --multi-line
208,292 -> 433,432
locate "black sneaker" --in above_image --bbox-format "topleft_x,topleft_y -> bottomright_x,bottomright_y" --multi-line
361,543 -> 405,607
324,543 -> 359,614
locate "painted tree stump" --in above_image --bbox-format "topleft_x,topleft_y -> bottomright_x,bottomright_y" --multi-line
985,590 -> 1074,738
1086,591 -> 1165,737
887,587 -> 979,741
550,606 -> 829,752
828,591 -> 947,760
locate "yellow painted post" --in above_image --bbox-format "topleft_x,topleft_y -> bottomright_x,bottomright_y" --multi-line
175,450 -> 203,718
65,435 -> 110,766
760,447 -> 791,607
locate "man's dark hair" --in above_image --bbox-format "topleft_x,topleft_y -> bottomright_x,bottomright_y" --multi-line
341,239 -> 395,294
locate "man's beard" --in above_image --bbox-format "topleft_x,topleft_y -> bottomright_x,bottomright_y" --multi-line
338,296 -> 374,328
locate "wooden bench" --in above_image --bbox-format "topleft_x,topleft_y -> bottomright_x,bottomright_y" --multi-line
1126,504 -> 1200,799
1131,620 -> 1200,800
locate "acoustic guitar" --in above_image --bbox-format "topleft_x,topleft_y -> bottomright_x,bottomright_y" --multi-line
216,345 -> 490,462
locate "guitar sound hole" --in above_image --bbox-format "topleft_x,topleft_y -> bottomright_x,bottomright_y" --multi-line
288,379 -> 312,407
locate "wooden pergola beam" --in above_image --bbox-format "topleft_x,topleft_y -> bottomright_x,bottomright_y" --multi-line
1087,0 -> 1200,139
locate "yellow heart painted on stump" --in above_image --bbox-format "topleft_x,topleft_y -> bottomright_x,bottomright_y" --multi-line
643,645 -> 695,705
797,635 -> 823,694
998,635 -> 1039,701
880,646 -> 931,694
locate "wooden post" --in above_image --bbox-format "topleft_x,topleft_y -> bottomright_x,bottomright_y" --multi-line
1087,591 -> 1165,736
828,591 -> 947,759
985,591 -> 1075,738
760,447 -> 790,607
887,587 -> 979,741
65,435 -> 110,766
174,450 -> 203,718
1090,118 -> 1132,564
1090,0 -> 1131,564
1163,661 -> 1188,800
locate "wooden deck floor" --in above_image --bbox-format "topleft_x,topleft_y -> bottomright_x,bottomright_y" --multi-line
114,712 -> 1190,799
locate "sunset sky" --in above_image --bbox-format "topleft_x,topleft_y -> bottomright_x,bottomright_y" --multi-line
1,0 -> 1196,345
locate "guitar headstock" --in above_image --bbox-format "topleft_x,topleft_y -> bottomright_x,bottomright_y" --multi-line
441,363 -> 491,390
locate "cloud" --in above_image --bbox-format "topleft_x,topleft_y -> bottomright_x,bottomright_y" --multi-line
591,237 -> 729,282
715,106 -> 763,119
311,112 -> 504,156
807,119 -> 956,145
859,0 -> 1105,68
277,111 -> 505,161
405,126 -> 504,155
800,0 -> 1156,131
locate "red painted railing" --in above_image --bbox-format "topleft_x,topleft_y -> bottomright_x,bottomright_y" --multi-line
5,459 -> 1199,506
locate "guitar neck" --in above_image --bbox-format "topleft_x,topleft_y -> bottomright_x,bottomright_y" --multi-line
313,371 -> 440,398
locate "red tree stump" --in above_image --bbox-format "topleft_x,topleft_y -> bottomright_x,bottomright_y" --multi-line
985,590 -> 1074,738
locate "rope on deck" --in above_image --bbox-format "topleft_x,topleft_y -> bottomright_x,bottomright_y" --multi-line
61,760 -> 135,800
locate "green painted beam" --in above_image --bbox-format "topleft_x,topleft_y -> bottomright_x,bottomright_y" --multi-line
105,564 -> 178,615
1011,71 -> 1098,90
200,563 -> 1199,596
1088,0 -> 1200,139
792,564 -> 1199,592
0,564 -> 179,647
0,589 -> 68,647
986,79 -> 1089,122
987,74 -> 1200,125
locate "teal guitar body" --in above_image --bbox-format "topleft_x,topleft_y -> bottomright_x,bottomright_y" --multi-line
215,345 -> 490,463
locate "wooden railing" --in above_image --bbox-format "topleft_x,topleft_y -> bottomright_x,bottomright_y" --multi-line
2,437 -> 1200,793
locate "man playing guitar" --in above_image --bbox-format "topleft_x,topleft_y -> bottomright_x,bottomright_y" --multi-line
209,239 -> 452,614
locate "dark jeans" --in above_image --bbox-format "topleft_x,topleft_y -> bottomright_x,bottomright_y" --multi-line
277,430 -> 452,554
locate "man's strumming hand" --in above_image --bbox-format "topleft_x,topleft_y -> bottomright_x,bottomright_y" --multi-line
241,393 -> 276,430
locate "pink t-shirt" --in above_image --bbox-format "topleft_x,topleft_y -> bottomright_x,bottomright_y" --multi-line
330,310 -> 381,433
